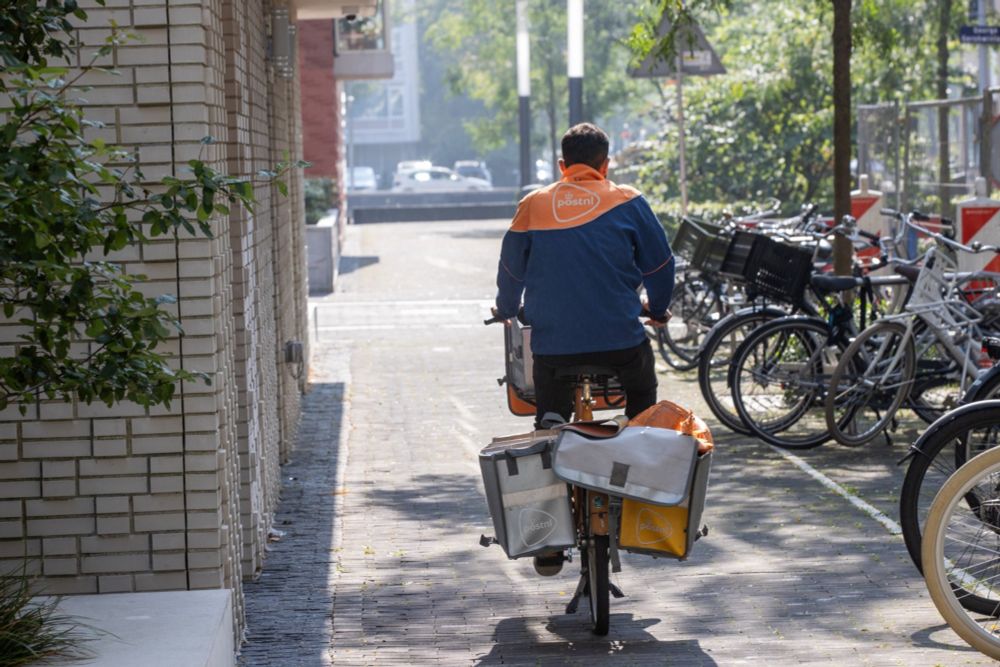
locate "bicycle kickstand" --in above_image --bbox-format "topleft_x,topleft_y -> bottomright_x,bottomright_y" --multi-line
565,573 -> 588,614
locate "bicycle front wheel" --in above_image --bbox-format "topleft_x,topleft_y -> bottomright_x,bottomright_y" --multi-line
586,535 -> 610,636
899,400 -> 1000,617
923,442 -> 1000,657
697,307 -> 786,434
824,320 -> 914,447
731,316 -> 842,449
660,274 -> 725,371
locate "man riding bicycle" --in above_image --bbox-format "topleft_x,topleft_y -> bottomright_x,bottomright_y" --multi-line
493,123 -> 675,573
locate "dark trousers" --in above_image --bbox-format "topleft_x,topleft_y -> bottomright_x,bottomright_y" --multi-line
532,339 -> 657,428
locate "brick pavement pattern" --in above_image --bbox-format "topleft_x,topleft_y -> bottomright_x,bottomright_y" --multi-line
240,220 -> 990,666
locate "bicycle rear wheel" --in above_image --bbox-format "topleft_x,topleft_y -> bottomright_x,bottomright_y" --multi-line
824,320 -> 914,447
923,442 -> 1000,657
586,535 -> 610,635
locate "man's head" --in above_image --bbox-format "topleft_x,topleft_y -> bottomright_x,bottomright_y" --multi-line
559,123 -> 610,176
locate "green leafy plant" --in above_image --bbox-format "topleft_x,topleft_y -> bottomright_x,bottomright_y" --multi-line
0,562 -> 94,667
0,1 -> 304,413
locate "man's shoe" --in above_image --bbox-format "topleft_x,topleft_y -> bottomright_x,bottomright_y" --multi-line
533,551 -> 565,576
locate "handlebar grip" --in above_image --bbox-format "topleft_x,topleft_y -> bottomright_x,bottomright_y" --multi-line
483,316 -> 504,326
858,229 -> 879,241
641,309 -> 669,324
911,210 -> 930,222
880,208 -> 900,218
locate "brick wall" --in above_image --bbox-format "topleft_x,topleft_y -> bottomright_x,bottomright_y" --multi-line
0,0 -> 309,637
299,20 -> 340,180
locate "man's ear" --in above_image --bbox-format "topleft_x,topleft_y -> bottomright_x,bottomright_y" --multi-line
558,158 -> 566,174
598,158 -> 610,177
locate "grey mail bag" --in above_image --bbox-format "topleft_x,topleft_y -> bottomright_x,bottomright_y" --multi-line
552,425 -> 699,506
479,431 -> 575,559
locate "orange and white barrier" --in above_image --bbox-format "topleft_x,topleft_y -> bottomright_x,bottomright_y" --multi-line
956,177 -> 1000,275
851,175 -> 886,268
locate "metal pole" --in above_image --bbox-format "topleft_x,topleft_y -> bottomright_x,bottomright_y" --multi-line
676,56 -> 688,216
517,0 -> 532,188
567,0 -> 584,126
979,0 -> 991,95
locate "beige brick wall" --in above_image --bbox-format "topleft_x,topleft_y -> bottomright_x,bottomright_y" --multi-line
0,0 -> 308,636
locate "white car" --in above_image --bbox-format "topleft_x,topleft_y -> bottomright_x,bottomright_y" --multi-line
392,166 -> 490,192
347,166 -> 378,191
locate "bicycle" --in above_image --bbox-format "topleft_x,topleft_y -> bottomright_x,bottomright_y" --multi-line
484,313 -> 632,636
921,414 -> 1000,656
824,211 -> 1000,447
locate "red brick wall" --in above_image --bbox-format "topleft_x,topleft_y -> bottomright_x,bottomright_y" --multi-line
298,20 -> 340,180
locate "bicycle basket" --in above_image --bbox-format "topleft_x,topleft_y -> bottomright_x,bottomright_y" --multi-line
718,230 -> 765,280
744,236 -> 814,305
672,218 -> 728,272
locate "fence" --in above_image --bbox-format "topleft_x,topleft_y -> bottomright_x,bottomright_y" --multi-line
858,88 -> 1000,217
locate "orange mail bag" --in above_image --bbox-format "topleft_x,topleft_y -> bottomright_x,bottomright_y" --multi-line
616,400 -> 713,561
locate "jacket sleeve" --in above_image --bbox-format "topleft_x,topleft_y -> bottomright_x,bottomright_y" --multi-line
632,196 -> 675,316
495,196 -> 532,319
495,230 -> 529,319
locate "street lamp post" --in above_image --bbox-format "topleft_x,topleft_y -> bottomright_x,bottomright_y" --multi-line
517,0 -> 532,189
567,0 -> 583,126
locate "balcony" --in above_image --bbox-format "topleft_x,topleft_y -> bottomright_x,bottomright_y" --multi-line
333,2 -> 394,80
294,0 -> 378,20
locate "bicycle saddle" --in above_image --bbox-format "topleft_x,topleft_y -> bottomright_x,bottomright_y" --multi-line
810,274 -> 858,293
894,264 -> 921,282
554,365 -> 618,380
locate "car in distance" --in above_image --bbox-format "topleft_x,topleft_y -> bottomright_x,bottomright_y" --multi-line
347,166 -> 378,191
453,160 -> 493,186
391,166 -> 491,192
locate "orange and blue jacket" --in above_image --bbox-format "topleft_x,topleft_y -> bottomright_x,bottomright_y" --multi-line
495,164 -> 674,355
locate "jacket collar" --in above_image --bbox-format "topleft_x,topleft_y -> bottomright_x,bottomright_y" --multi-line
560,163 -> 606,183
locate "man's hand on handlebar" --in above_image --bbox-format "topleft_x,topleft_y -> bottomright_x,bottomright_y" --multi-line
641,301 -> 671,328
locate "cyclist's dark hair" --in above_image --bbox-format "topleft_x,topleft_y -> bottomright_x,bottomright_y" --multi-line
561,123 -> 609,170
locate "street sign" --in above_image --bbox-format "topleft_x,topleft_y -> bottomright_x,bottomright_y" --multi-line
959,25 -> 1000,44
628,16 -> 725,78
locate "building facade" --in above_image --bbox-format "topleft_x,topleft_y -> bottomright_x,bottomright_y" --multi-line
0,0 -> 360,636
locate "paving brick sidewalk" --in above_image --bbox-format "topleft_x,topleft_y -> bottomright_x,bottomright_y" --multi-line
239,220 -> 989,666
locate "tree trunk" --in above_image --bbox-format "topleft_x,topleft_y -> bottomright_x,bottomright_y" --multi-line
831,0 -> 853,276
937,0 -> 952,218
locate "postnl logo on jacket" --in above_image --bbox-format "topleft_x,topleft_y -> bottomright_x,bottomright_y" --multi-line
636,507 -> 673,545
552,182 -> 600,223
519,508 -> 558,547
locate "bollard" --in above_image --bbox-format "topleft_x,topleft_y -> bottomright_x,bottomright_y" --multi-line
851,174 -> 886,267
956,177 -> 1000,276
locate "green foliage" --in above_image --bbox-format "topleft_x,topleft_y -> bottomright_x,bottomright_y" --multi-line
0,2 -> 301,413
305,178 -> 336,225
0,561 -> 93,667
628,0 -> 975,215
419,0 -> 656,164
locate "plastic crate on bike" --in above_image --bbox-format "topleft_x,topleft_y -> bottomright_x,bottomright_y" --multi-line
743,236 -> 815,306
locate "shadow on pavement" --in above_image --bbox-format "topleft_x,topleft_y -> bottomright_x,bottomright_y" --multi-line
910,622 -> 981,653
239,382 -> 347,666
474,614 -> 717,665
339,254 -> 380,275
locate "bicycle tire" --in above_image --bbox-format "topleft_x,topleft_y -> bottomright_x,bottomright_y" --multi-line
963,364 -> 1000,404
660,273 -> 725,371
899,401 -> 1000,618
587,535 -> 610,636
824,320 -> 914,447
922,441 -> 1000,655
697,306 -> 786,434
730,316 -> 842,449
